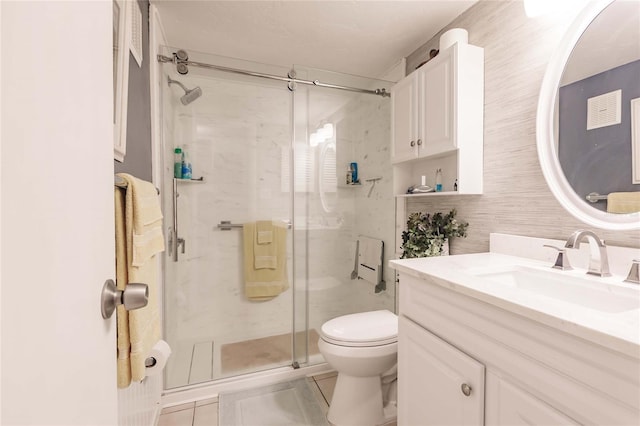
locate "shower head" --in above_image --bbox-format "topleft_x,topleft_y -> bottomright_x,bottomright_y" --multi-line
167,76 -> 202,105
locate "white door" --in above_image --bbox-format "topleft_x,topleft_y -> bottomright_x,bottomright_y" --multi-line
398,316 -> 485,426
1,1 -> 118,424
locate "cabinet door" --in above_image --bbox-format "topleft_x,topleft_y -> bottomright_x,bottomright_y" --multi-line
486,372 -> 580,425
391,74 -> 418,163
422,47 -> 455,157
398,316 -> 485,426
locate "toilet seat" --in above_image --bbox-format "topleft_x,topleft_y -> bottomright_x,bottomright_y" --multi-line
320,310 -> 398,347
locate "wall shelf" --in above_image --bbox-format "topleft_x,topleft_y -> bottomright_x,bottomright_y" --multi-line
174,177 -> 206,184
397,191 -> 460,198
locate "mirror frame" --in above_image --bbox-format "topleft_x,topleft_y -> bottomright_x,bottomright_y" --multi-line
537,0 -> 640,230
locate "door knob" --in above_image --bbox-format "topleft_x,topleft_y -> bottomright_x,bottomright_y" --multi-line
101,279 -> 149,319
410,140 -> 416,147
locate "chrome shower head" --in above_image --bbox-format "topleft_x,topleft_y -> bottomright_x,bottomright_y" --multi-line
180,86 -> 202,105
167,76 -> 202,105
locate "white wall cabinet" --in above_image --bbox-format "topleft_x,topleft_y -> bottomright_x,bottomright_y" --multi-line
391,43 -> 483,196
399,316 -> 484,426
398,272 -> 639,425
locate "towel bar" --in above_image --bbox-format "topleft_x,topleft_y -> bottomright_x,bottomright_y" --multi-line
586,192 -> 608,203
114,175 -> 160,194
217,220 -> 292,230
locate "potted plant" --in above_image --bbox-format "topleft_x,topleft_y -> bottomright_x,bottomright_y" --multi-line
400,209 -> 469,258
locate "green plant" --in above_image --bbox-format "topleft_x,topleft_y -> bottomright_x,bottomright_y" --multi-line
400,209 -> 469,258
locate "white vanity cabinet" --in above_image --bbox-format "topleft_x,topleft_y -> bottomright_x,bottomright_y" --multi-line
399,316 -> 484,425
391,43 -> 483,195
397,272 -> 640,426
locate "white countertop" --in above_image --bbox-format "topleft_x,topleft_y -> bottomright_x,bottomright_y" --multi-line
390,252 -> 640,359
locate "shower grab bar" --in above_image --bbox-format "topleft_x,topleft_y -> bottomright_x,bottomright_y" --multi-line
586,192 -> 608,203
157,53 -> 390,98
217,220 -> 292,230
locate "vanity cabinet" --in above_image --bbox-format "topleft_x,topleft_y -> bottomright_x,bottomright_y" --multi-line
485,372 -> 580,425
391,43 -> 483,195
399,316 -> 484,425
397,272 -> 640,425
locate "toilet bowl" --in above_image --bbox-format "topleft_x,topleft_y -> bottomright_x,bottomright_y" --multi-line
318,310 -> 398,426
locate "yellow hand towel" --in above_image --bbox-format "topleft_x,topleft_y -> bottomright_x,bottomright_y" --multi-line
115,174 -> 165,388
254,220 -> 277,269
243,222 -> 289,301
116,173 -> 165,266
607,192 -> 640,214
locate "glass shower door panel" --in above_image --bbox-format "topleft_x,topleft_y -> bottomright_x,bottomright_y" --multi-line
292,65 -> 396,368
161,50 -> 296,389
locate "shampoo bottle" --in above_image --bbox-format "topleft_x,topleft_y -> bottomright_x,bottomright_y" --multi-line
181,147 -> 192,180
435,168 -> 443,192
174,148 -> 183,178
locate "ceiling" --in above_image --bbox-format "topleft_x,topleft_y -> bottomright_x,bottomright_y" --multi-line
560,0 -> 640,86
152,0 -> 478,79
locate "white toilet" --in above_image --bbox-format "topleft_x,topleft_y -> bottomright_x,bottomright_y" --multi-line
318,310 -> 398,426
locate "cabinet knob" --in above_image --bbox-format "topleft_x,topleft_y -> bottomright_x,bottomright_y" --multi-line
410,140 -> 415,147
461,383 -> 472,396
417,139 -> 422,146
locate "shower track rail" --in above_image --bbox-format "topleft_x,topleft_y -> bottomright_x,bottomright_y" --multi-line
157,53 -> 390,98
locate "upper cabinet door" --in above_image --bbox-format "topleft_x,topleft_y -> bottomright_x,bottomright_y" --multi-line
422,47 -> 455,156
391,74 -> 418,163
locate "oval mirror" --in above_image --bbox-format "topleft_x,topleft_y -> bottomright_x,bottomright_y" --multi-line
537,0 -> 640,230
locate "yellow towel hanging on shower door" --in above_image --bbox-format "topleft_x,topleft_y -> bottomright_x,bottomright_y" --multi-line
243,221 -> 288,301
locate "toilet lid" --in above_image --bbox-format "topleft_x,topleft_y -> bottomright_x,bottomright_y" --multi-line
320,310 -> 398,347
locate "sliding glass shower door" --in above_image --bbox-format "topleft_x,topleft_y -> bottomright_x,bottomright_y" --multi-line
161,49 -> 298,388
160,47 -> 395,390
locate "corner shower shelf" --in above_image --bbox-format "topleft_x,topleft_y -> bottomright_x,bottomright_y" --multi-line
174,177 -> 206,184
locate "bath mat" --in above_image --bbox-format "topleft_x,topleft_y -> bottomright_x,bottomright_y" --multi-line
219,378 -> 329,426
221,329 -> 320,375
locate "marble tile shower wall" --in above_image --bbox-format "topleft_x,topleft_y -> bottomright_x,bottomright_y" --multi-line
162,72 -> 395,385
304,93 -> 395,332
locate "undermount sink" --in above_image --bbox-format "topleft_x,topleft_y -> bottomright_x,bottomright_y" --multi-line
469,265 -> 640,314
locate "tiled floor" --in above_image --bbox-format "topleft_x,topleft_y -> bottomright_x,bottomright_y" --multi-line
157,372 -> 338,426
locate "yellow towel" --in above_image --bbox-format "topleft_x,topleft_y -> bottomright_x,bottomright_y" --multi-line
607,192 -> 640,213
243,222 -> 288,301
254,220 -> 277,269
115,174 -> 165,388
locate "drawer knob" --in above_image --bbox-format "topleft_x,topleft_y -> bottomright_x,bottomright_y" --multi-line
461,383 -> 472,396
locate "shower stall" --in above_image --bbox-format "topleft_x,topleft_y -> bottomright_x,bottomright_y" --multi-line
158,47 -> 396,391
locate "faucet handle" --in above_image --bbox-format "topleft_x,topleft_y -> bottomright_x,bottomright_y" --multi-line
543,244 -> 573,271
624,259 -> 640,285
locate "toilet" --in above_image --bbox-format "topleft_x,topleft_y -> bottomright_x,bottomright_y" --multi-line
318,310 -> 398,426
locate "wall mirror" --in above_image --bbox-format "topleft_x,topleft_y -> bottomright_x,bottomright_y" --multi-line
537,0 -> 640,230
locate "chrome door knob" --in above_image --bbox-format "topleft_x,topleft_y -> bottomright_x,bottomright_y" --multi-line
101,279 -> 149,319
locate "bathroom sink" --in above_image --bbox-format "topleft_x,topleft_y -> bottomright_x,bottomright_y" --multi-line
469,265 -> 640,314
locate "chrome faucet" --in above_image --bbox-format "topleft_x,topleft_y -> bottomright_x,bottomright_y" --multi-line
624,259 -> 640,284
564,230 -> 611,277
